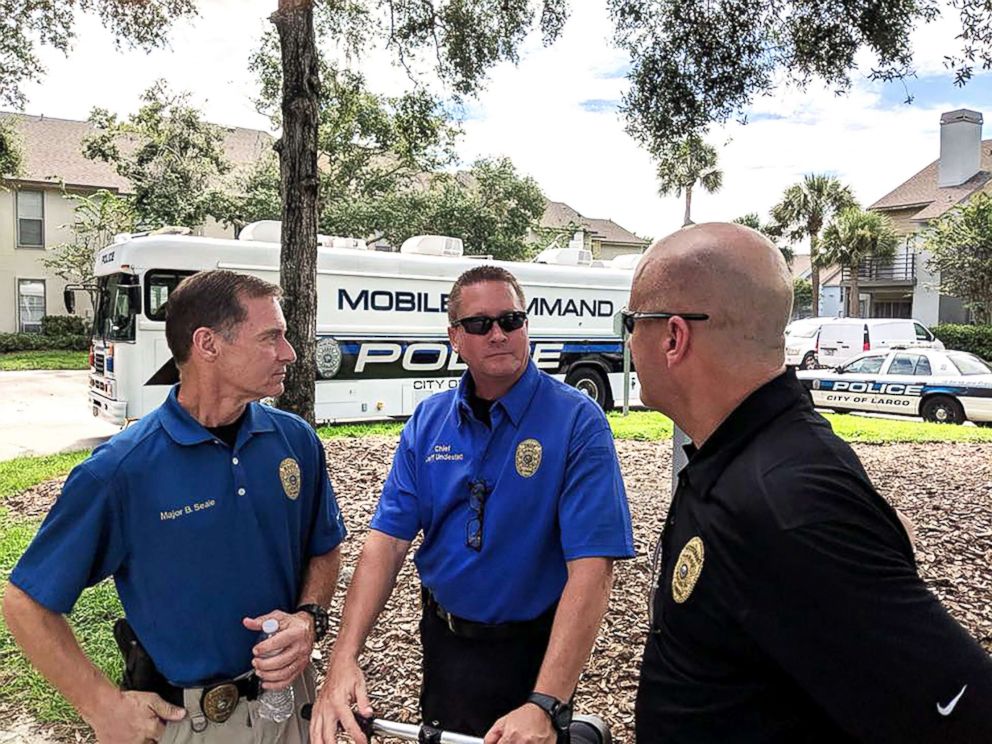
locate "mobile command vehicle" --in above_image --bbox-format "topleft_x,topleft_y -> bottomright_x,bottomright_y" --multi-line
71,222 -> 640,425
814,318 -> 943,366
797,348 -> 992,425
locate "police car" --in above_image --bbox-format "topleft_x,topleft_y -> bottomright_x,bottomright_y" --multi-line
796,348 -> 992,425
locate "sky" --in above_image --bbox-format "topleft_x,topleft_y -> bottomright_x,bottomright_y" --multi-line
16,1 -> 992,245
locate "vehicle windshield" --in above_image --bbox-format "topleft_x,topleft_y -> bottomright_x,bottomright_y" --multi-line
786,320 -> 820,338
948,352 -> 992,376
93,272 -> 138,342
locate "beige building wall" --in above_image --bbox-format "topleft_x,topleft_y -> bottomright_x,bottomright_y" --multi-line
0,190 -> 236,334
881,206 -> 926,237
0,186 -> 96,334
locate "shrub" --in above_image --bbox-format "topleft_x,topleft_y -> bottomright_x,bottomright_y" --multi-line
0,333 -> 89,353
40,315 -> 88,336
931,324 -> 992,361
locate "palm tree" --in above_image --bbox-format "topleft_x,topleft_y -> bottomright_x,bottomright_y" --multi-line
733,212 -> 794,266
771,175 -> 857,315
819,208 -> 899,318
656,136 -> 723,226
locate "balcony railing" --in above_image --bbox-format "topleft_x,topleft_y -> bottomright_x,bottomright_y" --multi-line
841,253 -> 915,283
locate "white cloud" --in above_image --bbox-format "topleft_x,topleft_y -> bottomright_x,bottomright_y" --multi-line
15,1 -> 992,246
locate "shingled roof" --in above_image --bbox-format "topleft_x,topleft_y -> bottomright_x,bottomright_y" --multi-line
870,139 -> 992,222
0,112 -> 274,192
541,200 -> 647,246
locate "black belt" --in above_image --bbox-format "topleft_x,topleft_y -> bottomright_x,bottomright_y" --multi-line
160,675 -> 260,723
421,587 -> 557,641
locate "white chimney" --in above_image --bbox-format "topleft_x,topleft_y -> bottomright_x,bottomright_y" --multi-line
938,109 -> 983,188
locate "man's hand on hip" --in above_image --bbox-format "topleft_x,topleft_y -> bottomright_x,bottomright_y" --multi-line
85,689 -> 185,743
484,703 -> 557,744
243,610 -> 314,690
309,655 -> 374,744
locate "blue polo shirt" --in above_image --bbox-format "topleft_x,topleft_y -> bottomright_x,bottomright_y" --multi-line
10,387 -> 346,687
371,361 -> 634,624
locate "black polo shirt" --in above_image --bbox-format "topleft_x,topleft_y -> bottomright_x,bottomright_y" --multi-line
635,371 -> 992,743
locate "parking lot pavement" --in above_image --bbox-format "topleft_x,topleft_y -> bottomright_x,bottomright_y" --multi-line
0,370 -> 120,462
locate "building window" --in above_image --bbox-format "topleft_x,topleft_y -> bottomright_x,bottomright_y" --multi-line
16,189 -> 45,248
18,279 -> 46,333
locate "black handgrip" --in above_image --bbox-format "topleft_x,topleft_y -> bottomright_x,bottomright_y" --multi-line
299,703 -> 376,741
356,712 -> 376,740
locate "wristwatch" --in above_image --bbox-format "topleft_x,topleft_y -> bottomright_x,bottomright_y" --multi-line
527,692 -> 573,736
295,604 -> 330,642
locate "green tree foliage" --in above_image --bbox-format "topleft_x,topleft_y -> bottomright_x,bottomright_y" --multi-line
733,212 -> 794,266
925,192 -> 992,324
322,158 -> 546,261
0,0 -> 196,109
793,278 -> 814,316
771,175 -> 857,315
83,81 -> 231,229
819,207 -> 899,318
655,136 -> 722,226
0,117 -> 24,184
609,0 -> 992,145
41,189 -> 136,285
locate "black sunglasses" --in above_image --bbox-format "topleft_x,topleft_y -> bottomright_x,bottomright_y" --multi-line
620,308 -> 710,335
453,311 -> 528,336
465,479 -> 491,551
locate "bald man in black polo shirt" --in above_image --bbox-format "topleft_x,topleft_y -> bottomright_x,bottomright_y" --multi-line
625,222 -> 992,743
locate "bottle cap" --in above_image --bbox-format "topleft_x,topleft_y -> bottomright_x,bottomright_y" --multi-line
262,618 -> 279,634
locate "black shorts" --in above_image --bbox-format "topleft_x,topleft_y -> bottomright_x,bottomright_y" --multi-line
419,603 -> 555,736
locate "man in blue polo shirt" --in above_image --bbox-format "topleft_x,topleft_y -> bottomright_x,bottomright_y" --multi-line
3,270 -> 347,743
310,266 -> 634,744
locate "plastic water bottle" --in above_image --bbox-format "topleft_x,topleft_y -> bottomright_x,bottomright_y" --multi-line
256,618 -> 295,723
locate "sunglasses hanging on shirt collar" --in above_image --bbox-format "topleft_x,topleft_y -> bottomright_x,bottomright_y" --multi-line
453,311 -> 528,336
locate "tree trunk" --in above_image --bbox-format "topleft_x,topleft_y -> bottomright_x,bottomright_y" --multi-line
272,0 -> 320,427
810,235 -> 821,316
848,273 -> 860,318
683,186 -> 693,227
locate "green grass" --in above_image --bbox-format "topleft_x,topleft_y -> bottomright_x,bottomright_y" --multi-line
0,350 -> 89,371
0,504 -> 122,724
317,420 -> 406,438
823,413 -> 992,443
0,452 -> 89,500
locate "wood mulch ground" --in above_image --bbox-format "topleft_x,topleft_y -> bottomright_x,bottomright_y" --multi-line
3,438 -> 991,742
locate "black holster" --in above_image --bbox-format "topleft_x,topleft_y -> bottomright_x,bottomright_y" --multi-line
113,618 -> 176,703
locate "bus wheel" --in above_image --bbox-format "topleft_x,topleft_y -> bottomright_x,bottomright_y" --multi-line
566,367 -> 610,409
921,395 -> 965,425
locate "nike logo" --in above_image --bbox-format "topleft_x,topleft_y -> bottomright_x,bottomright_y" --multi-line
937,685 -> 967,716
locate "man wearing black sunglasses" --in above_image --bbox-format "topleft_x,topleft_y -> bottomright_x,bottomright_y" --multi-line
311,265 -> 635,744
630,223 -> 992,743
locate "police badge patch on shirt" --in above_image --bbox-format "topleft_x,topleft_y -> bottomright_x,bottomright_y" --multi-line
672,536 -> 705,603
279,458 -> 301,500
515,438 -> 543,477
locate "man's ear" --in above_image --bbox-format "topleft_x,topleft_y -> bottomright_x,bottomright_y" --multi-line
190,326 -> 220,363
665,317 -> 692,364
447,325 -> 460,355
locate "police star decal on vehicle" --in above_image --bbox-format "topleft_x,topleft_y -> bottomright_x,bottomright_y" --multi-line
797,348 -> 992,425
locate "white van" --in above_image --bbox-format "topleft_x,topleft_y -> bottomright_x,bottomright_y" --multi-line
785,317 -> 834,369
816,319 -> 943,366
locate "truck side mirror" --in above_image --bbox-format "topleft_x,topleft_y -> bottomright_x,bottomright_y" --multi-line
613,310 -> 627,338
64,288 -> 76,314
126,284 -> 142,313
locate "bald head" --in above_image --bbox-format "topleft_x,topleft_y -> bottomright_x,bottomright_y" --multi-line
631,222 -> 793,362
